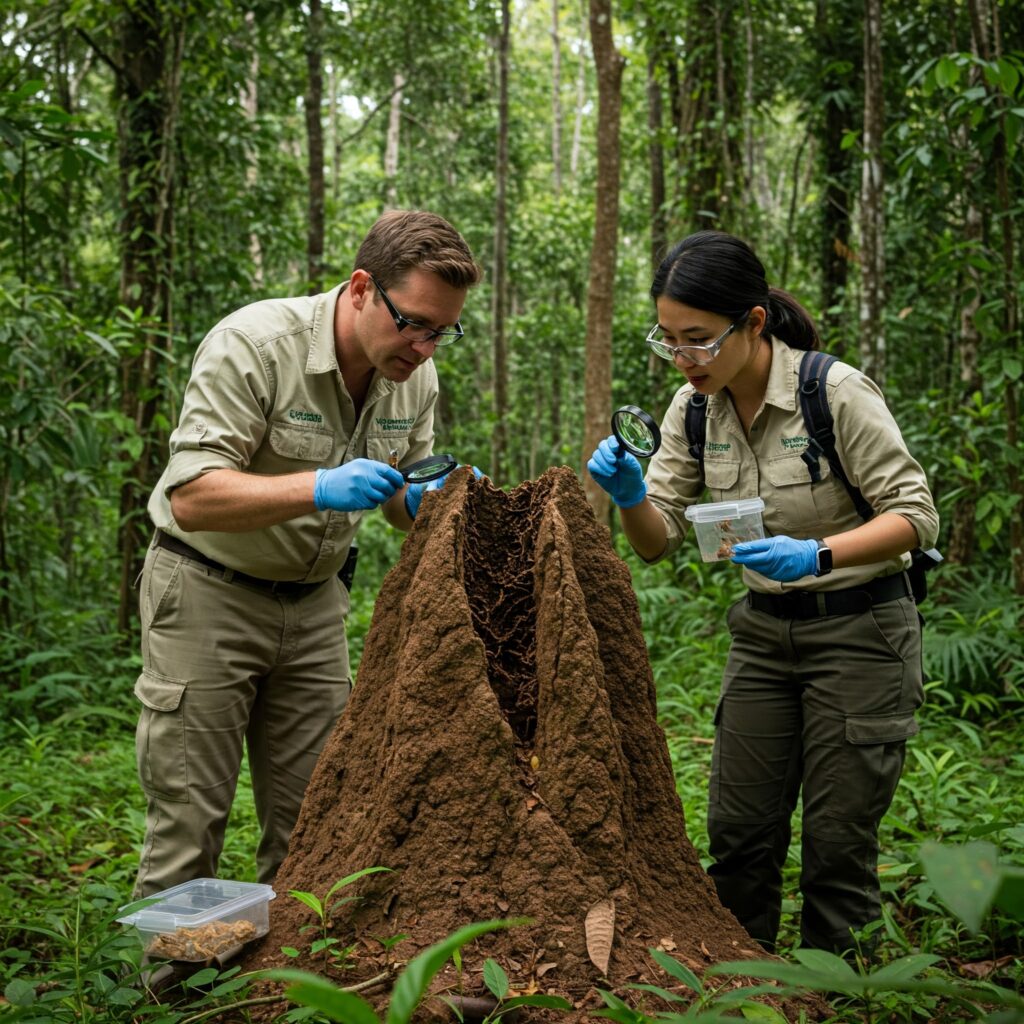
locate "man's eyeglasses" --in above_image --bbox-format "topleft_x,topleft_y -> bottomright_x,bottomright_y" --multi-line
645,314 -> 748,366
370,276 -> 464,346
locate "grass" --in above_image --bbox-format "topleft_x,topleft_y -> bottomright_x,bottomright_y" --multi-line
1,522 -> 1022,1020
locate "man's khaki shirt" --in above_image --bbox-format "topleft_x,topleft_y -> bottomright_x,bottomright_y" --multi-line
148,283 -> 436,582
644,337 -> 939,593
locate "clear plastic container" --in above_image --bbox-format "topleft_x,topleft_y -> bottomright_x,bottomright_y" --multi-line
684,497 -> 766,562
117,878 -> 276,961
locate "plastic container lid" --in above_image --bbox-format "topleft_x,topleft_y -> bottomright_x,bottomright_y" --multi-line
684,497 -> 765,523
117,878 -> 276,932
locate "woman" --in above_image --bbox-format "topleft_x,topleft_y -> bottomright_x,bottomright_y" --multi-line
588,230 -> 938,954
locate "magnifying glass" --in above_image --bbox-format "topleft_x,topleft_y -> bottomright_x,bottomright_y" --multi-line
611,405 -> 661,459
400,453 -> 458,483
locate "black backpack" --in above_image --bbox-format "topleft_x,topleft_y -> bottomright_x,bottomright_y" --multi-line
683,350 -> 942,601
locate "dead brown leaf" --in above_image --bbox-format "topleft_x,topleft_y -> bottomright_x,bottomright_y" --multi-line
958,955 -> 1018,979
536,962 -> 558,977
585,898 -> 616,976
657,937 -> 677,951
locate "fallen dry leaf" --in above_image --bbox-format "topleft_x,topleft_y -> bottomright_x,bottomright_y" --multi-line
700,941 -> 711,959
525,797 -> 539,811
496,900 -> 510,912
958,955 -> 1017,979
536,962 -> 558,977
657,937 -> 677,951
585,898 -> 616,976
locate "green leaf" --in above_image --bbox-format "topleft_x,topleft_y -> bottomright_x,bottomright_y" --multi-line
325,866 -> 394,903
282,946 -> 301,957
1003,357 -> 1023,382
624,982 -> 687,1002
288,890 -> 326,918
648,947 -> 703,994
791,948 -> 857,979
935,56 -> 962,88
4,978 -> 37,1006
184,967 -> 220,988
920,840 -> 1000,931
741,1003 -> 788,1022
993,867 -> 1024,920
866,954 -> 941,984
483,957 -> 509,1001
266,969 -> 381,1024
386,919 -> 524,1024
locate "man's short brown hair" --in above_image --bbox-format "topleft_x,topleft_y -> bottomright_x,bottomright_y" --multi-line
354,210 -> 482,291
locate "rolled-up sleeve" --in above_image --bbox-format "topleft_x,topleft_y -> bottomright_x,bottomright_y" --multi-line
160,329 -> 272,496
641,387 -> 706,561
832,372 -> 939,548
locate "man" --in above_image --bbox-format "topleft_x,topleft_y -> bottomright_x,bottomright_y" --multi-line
134,210 -> 482,896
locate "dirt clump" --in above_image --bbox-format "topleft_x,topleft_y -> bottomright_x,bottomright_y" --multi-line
242,467 -> 826,1021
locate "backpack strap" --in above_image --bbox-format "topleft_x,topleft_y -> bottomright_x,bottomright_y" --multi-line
798,351 -> 874,522
684,391 -> 709,483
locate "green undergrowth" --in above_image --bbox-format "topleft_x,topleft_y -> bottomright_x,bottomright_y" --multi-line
1,523 -> 1022,1020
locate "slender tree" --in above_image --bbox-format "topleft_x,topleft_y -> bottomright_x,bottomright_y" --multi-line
858,0 -> 885,384
384,71 -> 406,210
112,1 -> 186,634
551,0 -> 563,195
581,0 -> 624,519
305,0 -> 324,293
491,0 -> 511,485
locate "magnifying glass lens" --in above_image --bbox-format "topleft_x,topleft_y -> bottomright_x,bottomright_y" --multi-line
611,405 -> 661,459
403,453 -> 457,483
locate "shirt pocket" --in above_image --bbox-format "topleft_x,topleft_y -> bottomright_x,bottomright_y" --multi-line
704,458 -> 740,502
365,433 -> 411,469
763,452 -> 844,535
268,422 -> 335,464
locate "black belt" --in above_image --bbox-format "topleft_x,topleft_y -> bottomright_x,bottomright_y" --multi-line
153,530 -> 325,598
747,572 -> 911,620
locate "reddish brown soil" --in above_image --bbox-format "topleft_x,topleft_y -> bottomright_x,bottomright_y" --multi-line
242,467 -> 826,1021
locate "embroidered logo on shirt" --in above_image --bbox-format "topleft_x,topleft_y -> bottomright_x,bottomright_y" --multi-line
706,441 -> 731,453
288,409 -> 323,423
780,435 -> 809,450
375,416 -> 415,431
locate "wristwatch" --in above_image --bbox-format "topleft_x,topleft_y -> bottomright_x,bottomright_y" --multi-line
814,539 -> 833,577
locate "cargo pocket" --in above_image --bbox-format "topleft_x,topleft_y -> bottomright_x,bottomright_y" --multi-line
135,669 -> 189,803
826,711 -> 918,827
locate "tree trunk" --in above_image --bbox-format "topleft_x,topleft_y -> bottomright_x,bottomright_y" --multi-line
491,0 -> 511,486
858,0 -> 885,384
384,72 -> 406,210
329,62 -> 341,205
551,0 -> 563,196
646,33 -> 668,401
305,0 -> 324,294
815,0 -> 856,350
570,0 -> 587,181
582,0 -> 624,521
243,10 -> 263,287
115,2 -> 185,635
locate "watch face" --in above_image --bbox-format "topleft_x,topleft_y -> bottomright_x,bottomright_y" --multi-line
816,543 -> 833,575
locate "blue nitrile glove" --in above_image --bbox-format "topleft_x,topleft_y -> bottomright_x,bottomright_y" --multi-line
586,435 -> 647,508
404,465 -> 484,519
313,459 -> 405,512
731,536 -> 818,582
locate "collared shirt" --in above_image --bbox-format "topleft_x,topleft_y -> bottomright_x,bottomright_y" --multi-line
148,282 -> 437,582
643,337 -> 939,593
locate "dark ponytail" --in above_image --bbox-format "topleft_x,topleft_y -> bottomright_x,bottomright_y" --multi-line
652,231 -> 819,351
